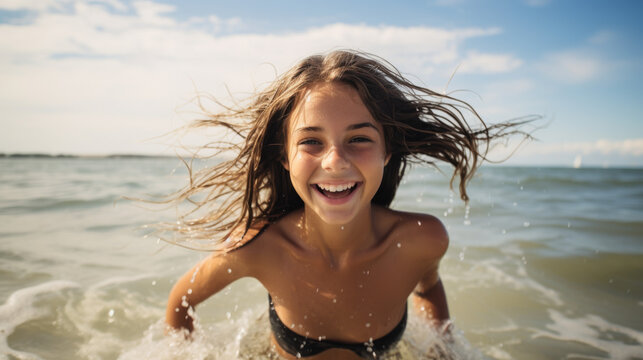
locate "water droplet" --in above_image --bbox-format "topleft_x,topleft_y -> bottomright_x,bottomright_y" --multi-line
108,309 -> 114,317
340,226 -> 344,230
520,186 -> 524,190
513,202 -> 518,207
458,251 -> 465,261
304,315 -> 308,320
567,222 -> 571,228
523,221 -> 530,227
397,242 -> 401,248
291,323 -> 295,328
358,284 -> 363,288
190,266 -> 200,283
226,312 -> 231,319
296,352 -> 301,359
368,313 -> 372,317
365,322 -> 371,328
332,298 -> 337,303
187,288 -> 193,294
417,221 -> 422,226
227,268 -> 232,274
175,307 -> 180,312
501,229 -> 507,234
463,219 -> 471,226
151,280 -> 156,286
420,306 -> 425,312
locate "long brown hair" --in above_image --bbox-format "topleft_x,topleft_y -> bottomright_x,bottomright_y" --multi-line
155,49 -> 532,251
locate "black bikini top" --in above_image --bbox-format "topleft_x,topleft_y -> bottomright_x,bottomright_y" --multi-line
268,295 -> 407,359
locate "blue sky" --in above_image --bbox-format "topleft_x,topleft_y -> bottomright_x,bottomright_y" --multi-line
1,0 -> 641,167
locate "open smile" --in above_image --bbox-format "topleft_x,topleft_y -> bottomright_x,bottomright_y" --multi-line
312,182 -> 361,200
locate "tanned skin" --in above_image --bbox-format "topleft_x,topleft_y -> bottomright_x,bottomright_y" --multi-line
166,82 -> 450,359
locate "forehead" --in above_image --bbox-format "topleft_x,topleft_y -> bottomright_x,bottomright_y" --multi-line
288,81 -> 379,131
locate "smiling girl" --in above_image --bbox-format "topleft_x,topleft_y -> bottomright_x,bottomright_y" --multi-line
163,50 -> 526,359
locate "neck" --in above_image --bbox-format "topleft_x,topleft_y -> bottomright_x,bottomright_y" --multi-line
299,206 -> 377,268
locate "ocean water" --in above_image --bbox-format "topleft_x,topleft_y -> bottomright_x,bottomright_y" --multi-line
1,157 -> 642,360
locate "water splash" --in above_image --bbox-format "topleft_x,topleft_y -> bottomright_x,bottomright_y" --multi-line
119,306 -> 484,360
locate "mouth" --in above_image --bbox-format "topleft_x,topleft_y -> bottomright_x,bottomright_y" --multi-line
312,182 -> 360,199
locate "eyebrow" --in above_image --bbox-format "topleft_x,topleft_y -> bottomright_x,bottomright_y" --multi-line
295,122 -> 380,133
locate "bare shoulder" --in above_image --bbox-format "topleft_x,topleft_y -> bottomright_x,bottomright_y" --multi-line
223,214 -> 297,266
381,208 -> 449,260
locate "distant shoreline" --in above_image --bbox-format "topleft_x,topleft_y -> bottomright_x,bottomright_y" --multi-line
0,153 -> 175,159
1,153 -> 641,169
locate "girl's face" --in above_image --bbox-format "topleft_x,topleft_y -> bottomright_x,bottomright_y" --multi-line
283,81 -> 390,225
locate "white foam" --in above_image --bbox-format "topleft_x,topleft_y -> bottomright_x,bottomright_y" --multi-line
532,309 -> 643,359
64,274 -> 168,359
445,256 -> 564,307
0,280 -> 79,360
118,305 -> 484,360
88,273 -> 156,290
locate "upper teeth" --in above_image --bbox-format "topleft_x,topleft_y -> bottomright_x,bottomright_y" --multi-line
317,183 -> 356,192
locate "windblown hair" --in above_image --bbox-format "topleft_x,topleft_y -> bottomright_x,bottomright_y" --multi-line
156,49 -> 531,251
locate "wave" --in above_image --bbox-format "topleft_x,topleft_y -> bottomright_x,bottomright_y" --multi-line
0,280 -> 79,360
0,196 -> 119,214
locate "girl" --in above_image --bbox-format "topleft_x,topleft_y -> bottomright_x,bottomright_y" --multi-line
164,50 -> 524,359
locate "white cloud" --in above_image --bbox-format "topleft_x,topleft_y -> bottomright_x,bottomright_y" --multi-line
588,30 -> 617,45
132,0 -> 175,26
0,0 -> 69,11
0,0 -> 513,154
488,138 -> 643,167
514,139 -> 643,157
537,50 -> 605,83
207,15 -> 242,34
458,51 -> 523,74
88,0 -> 127,12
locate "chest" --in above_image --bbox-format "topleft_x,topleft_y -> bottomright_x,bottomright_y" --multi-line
257,249 -> 422,341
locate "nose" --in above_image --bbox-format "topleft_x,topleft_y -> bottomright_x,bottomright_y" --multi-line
321,145 -> 350,172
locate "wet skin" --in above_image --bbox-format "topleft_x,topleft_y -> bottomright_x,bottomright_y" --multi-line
166,82 -> 450,359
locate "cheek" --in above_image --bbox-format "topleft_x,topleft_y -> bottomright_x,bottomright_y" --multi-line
287,150 -> 314,185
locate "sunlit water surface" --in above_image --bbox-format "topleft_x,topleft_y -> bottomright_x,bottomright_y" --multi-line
1,157 -> 641,359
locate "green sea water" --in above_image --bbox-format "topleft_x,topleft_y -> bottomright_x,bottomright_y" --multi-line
1,157 -> 641,359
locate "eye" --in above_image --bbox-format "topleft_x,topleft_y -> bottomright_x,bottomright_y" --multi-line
298,138 -> 321,146
349,136 -> 372,143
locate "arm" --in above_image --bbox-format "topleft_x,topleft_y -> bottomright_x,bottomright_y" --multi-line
411,215 -> 450,329
165,251 -> 246,333
412,276 -> 450,326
